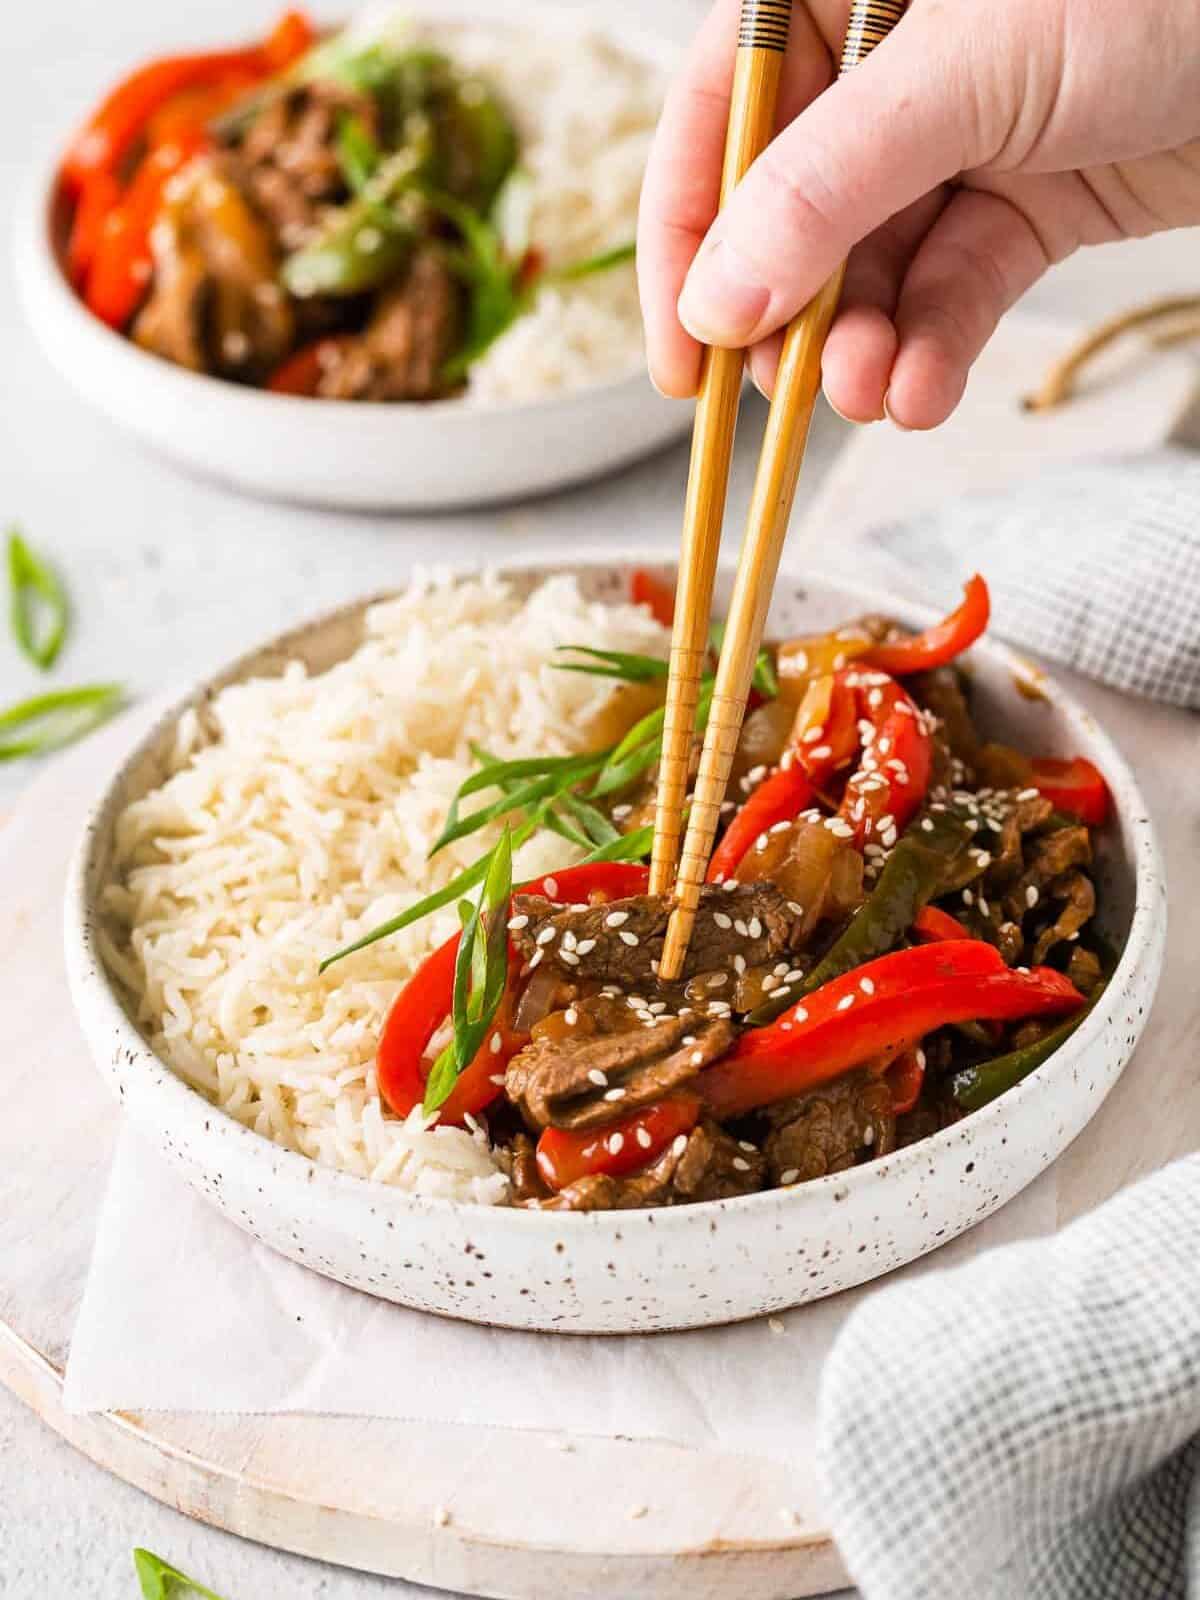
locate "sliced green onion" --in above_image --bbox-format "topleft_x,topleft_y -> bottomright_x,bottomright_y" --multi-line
336,111 -> 382,192
552,241 -> 635,280
432,752 -> 604,856
8,528 -> 68,671
0,684 -> 122,761
134,1546 -> 229,1600
554,645 -> 669,683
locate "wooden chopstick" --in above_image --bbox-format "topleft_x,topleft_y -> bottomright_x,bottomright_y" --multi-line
648,0 -> 796,898
659,0 -> 909,980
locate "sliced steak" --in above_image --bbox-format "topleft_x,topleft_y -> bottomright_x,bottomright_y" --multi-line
507,1133 -> 550,1204
1030,870 -> 1096,964
764,1070 -> 896,1185
505,1010 -> 735,1132
316,248 -> 461,401
509,882 -> 801,990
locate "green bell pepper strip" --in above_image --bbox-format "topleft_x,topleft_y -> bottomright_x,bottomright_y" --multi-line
951,1004 -> 1095,1112
281,139 -> 430,297
745,806 -> 973,1026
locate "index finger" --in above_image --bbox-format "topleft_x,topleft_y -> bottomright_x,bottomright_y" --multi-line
637,0 -> 836,397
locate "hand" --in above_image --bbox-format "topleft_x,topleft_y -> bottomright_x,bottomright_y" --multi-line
637,0 -> 1200,427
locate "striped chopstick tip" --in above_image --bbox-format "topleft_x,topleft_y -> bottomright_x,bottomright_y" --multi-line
738,0 -> 792,51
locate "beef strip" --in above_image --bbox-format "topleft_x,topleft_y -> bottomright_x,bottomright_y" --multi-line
133,160 -> 294,378
1030,870 -> 1096,964
508,1133 -> 549,1204
764,1070 -> 896,1185
509,882 -> 802,990
314,248 -> 461,400
505,1008 -> 735,1132
1001,823 -> 1092,926
526,1119 -> 764,1212
227,83 -> 378,248
1066,944 -> 1104,996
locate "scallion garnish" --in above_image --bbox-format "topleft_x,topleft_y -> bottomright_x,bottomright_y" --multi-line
335,111 -> 382,192
423,826 -> 512,1114
551,240 -> 635,280
553,645 -> 669,683
8,528 -> 68,671
134,1546 -> 229,1600
0,683 -> 122,761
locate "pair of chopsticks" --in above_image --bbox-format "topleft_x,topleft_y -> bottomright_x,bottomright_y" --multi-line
651,0 -> 909,981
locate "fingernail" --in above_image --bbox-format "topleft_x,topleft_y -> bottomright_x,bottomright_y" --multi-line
678,238 -> 770,346
882,389 -> 912,432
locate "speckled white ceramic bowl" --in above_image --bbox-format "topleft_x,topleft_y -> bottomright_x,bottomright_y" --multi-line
64,556 -> 1166,1333
15,6 -> 689,511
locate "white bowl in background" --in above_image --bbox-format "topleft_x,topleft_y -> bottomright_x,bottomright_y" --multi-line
64,556 -> 1166,1333
15,8 -> 690,511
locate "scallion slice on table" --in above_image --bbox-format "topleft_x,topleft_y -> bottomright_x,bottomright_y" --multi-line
0,684 -> 123,761
7,527 -> 68,670
133,1546 -> 230,1600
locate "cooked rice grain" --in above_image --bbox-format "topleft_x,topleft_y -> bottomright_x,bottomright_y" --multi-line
100,572 -> 669,1203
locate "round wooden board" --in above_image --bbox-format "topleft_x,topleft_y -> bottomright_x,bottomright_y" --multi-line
2,652 -> 1195,1598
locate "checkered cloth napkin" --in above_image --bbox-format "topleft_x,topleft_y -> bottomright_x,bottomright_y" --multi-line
819,1155 -> 1200,1599
863,448 -> 1200,710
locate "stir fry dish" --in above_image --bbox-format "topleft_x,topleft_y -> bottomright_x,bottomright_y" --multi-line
324,573 -> 1114,1212
58,10 -> 638,400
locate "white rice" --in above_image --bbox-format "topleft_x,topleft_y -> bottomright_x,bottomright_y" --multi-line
98,573 -> 669,1204
354,10 -> 663,402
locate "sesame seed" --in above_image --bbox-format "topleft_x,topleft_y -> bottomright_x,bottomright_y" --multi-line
636,1127 -> 653,1149
605,910 -> 630,928
507,914 -> 529,930
748,916 -> 763,939
979,897 -> 991,916
671,1135 -> 689,1158
877,737 -> 891,755
973,850 -> 992,868
564,1008 -> 579,1026
490,1033 -> 503,1054
803,725 -> 824,745
649,1001 -> 667,1014
863,1125 -> 875,1146
723,880 -> 739,891
828,819 -> 855,839
611,804 -> 632,820
636,1010 -> 654,1023
608,1133 -> 625,1155
587,1069 -> 608,1088
787,901 -> 804,916
691,1051 -> 704,1065
768,1317 -> 786,1334
963,889 -> 975,906
562,930 -> 578,951
575,939 -> 596,955
682,1034 -> 697,1045
604,1088 -> 627,1102
733,954 -> 746,975
560,949 -> 580,966
528,949 -> 544,969
542,878 -> 558,897
785,969 -> 804,984
537,926 -> 557,945
1026,886 -> 1040,908
713,912 -> 733,930
836,994 -> 855,1011
809,744 -> 833,761
434,1507 -> 451,1527
619,931 -> 639,946
1017,787 -> 1040,802
916,1048 -> 927,1069
792,1006 -> 808,1022
734,919 -> 749,937
779,1168 -> 800,1185
762,975 -> 778,992
867,688 -> 884,709
860,977 -> 876,995
733,1157 -> 752,1173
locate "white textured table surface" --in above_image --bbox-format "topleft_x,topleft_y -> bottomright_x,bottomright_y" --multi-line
3,1 -> 1199,1597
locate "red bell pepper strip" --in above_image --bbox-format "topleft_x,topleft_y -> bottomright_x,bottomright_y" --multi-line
266,338 -> 353,397
84,132 -> 208,328
912,904 -> 972,944
261,8 -> 317,72
66,170 -> 124,287
60,10 -> 314,193
144,69 -> 263,146
536,1096 -> 701,1192
630,569 -> 675,628
863,575 -> 991,676
1030,757 -> 1110,827
698,941 -> 1084,1119
837,669 -> 932,847
885,1048 -> 926,1115
377,862 -> 650,1126
707,762 -> 817,883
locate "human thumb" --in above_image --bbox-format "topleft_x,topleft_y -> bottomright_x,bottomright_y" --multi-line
677,10 -> 983,347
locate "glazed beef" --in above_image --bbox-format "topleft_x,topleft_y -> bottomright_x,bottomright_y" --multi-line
764,1071 -> 896,1185
527,1120 -> 765,1212
509,882 -> 802,990
508,1133 -> 549,1204
506,1008 -> 735,1132
315,249 -> 461,401
228,82 -> 378,248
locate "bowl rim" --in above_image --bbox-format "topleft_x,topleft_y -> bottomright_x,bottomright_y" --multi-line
24,2 -> 680,425
64,548 -> 1166,1235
